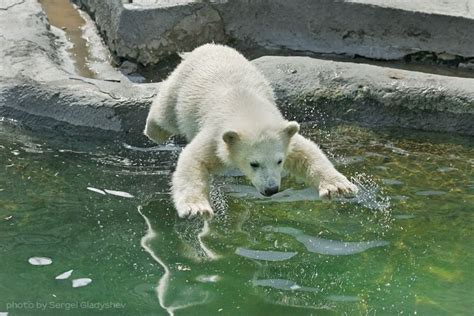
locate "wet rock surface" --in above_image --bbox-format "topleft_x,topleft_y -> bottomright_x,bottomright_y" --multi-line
0,0 -> 473,139
255,57 -> 474,134
0,0 -> 156,139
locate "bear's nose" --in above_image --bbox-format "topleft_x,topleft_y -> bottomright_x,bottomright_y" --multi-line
263,186 -> 279,196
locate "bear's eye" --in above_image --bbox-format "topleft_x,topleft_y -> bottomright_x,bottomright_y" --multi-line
250,162 -> 260,168
277,159 -> 283,165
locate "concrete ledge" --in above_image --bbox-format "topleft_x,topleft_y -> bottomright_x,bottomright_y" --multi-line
73,0 -> 474,65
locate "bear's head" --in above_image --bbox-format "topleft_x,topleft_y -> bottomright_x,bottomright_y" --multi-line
221,121 -> 299,196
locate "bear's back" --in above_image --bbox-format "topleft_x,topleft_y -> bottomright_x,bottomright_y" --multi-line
174,44 -> 276,139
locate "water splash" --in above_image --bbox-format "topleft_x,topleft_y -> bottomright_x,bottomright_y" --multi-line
347,173 -> 392,216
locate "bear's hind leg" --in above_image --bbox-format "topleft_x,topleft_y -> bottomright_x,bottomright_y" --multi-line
144,79 -> 181,143
144,119 -> 173,143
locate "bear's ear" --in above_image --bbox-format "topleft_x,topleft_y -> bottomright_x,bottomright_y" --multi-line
223,130 -> 240,145
283,121 -> 300,138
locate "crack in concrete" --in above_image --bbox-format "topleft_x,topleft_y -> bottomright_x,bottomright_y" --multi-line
69,77 -> 122,100
68,76 -> 157,100
0,0 -> 25,11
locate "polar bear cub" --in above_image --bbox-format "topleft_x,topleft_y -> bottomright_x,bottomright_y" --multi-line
145,44 -> 358,218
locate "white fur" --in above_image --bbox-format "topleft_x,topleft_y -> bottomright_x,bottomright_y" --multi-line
145,44 -> 358,218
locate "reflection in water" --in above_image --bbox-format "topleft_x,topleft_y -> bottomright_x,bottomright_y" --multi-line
136,206 -> 172,315
174,217 -> 220,261
263,226 -> 389,255
226,184 -> 320,202
197,221 -> 219,260
137,206 -> 218,315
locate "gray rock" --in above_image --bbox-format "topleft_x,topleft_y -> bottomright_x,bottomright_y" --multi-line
0,0 -> 473,141
73,0 -> 474,64
73,0 -> 226,65
119,60 -> 138,75
0,0 -> 156,139
459,62 -> 474,71
254,56 -> 474,134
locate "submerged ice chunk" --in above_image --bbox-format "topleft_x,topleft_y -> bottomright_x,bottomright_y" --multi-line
87,187 -> 106,195
235,247 -> 297,261
72,278 -> 92,288
263,226 -> 389,256
55,269 -> 73,280
28,257 -> 52,265
300,237 -> 389,255
103,189 -> 134,198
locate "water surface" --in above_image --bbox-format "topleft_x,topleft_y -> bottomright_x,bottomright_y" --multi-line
0,122 -> 473,315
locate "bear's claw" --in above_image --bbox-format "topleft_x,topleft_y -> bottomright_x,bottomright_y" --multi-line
177,200 -> 214,218
319,174 -> 358,199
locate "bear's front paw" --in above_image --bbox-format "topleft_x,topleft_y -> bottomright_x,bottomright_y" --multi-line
176,200 -> 214,218
319,174 -> 358,199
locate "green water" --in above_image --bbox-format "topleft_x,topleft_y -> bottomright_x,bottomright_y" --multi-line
0,122 -> 473,315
